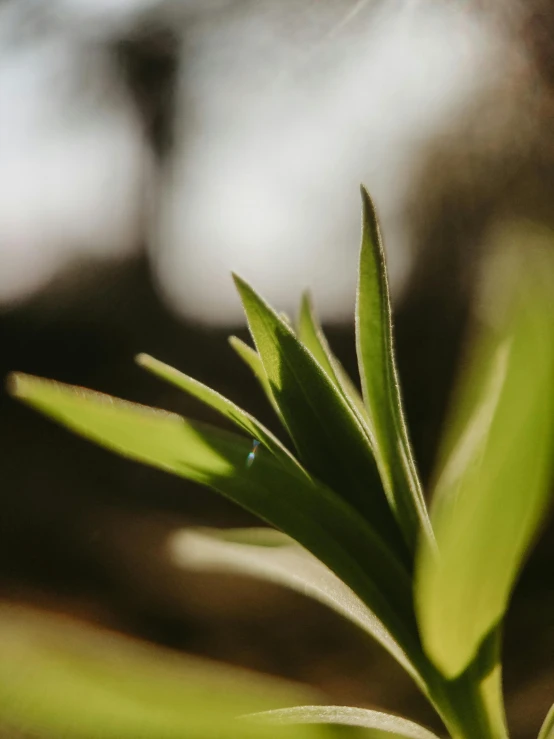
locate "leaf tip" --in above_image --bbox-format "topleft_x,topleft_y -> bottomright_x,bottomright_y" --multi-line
6,371 -> 32,399
136,353 -> 169,377
228,335 -> 249,357
299,290 -> 313,315
231,272 -> 247,291
359,185 -> 378,229
232,273 -> 257,307
135,353 -> 152,368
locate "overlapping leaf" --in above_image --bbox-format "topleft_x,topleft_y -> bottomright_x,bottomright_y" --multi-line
136,353 -> 301,474
232,274 -> 408,564
10,373 -> 423,674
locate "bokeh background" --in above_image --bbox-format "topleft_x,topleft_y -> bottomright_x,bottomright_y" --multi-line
1,0 -> 554,736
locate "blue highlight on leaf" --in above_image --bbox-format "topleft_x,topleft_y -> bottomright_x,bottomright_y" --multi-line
246,439 -> 260,468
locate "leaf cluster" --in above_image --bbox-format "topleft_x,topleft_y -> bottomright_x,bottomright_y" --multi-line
6,190 -> 554,739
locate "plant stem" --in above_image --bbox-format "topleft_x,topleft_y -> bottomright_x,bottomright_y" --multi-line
425,660 -> 508,739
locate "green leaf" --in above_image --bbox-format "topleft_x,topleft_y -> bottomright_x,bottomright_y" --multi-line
170,527 -> 417,681
429,340 -> 510,504
9,374 -> 424,676
538,703 -> 554,739
232,274 -> 408,565
136,353 -> 302,475
248,706 -> 440,739
228,336 -> 283,421
297,293 -> 369,424
297,292 -> 342,387
415,246 -> 554,678
355,187 -> 432,553
0,606 -> 327,739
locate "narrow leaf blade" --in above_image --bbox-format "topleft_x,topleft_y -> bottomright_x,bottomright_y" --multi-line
298,292 -> 369,424
229,335 -> 283,421
297,292 -> 341,386
356,187 -> 432,552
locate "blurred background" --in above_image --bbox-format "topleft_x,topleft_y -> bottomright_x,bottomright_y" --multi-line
1,0 -> 554,736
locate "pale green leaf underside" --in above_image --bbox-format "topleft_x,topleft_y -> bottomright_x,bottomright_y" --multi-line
355,187 -> 432,554
249,706 -> 440,739
0,606 -> 324,739
416,253 -> 554,677
169,527 -> 416,681
9,374 -> 423,673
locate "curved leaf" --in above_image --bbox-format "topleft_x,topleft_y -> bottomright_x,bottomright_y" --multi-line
355,187 -> 432,553
0,606 -> 325,739
232,274 -> 408,565
248,706 -> 440,739
169,527 -> 416,680
9,374 -> 424,675
416,247 -> 554,677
